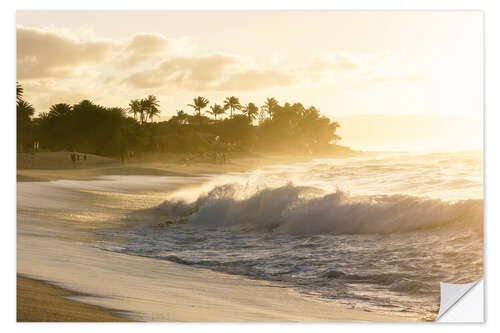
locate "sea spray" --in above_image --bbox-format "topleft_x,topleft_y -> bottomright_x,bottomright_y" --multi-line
95,152 -> 483,320
158,183 -> 483,235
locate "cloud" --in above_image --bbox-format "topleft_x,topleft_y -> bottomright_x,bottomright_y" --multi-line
125,53 -> 245,89
19,24 -> 414,115
125,53 -> 298,91
123,33 -> 175,65
125,52 -> 361,91
17,24 -> 361,93
17,25 -> 116,79
16,26 -> 191,80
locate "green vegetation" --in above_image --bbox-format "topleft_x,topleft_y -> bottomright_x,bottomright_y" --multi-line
17,82 -> 35,152
16,83 -> 342,156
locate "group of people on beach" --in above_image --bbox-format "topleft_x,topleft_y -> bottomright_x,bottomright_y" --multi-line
70,152 -> 86,163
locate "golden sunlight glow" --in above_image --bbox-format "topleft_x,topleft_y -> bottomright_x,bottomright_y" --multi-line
16,11 -> 483,152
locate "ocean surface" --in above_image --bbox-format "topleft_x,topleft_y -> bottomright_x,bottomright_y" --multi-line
96,151 -> 484,321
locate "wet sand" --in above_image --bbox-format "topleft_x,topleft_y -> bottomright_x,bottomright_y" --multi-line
18,229 -> 410,322
17,276 -> 134,322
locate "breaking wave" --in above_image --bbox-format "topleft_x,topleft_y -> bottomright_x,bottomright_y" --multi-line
95,153 -> 483,321
158,183 -> 483,235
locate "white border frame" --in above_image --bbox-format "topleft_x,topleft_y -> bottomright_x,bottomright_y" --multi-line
3,1 -> 498,332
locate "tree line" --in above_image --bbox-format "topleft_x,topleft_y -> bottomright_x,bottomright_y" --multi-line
16,83 -> 342,156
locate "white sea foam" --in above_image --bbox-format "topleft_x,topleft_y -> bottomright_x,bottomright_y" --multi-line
158,183 -> 483,235
90,151 -> 483,320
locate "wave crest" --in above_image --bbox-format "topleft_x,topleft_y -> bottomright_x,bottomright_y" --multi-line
158,183 -> 483,235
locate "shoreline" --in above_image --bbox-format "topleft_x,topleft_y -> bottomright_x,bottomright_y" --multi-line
17,150 -> 418,322
16,150 -> 364,182
18,233 -> 414,322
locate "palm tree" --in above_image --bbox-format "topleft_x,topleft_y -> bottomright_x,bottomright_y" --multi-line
141,95 -> 160,122
17,99 -> 34,153
243,102 -> 259,121
188,96 -> 210,124
48,103 -> 72,118
108,107 -> 126,116
208,103 -> 225,120
223,96 -> 241,118
16,81 -> 23,102
128,99 -> 142,123
174,109 -> 189,124
17,100 -> 35,119
262,97 -> 279,119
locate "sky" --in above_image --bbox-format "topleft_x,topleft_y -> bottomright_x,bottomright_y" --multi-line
16,11 -> 483,151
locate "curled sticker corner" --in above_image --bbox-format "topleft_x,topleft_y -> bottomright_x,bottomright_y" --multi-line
435,278 -> 483,322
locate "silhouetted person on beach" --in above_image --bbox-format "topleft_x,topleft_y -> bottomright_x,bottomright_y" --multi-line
71,153 -> 76,163
84,154 -> 87,161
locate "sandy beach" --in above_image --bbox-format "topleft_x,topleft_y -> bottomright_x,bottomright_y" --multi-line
17,151 -> 414,322
17,151 -> 343,181
17,276 -> 135,322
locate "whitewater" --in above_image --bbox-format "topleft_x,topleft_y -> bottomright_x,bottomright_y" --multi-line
95,151 -> 483,320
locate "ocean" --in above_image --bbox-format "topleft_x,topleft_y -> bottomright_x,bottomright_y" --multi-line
93,151 -> 483,321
